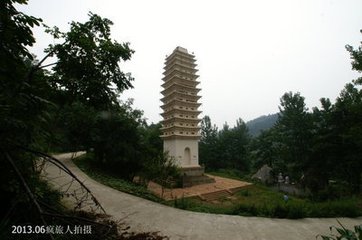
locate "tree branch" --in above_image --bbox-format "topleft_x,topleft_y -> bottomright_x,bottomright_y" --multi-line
38,62 -> 58,69
17,146 -> 107,214
4,152 -> 55,240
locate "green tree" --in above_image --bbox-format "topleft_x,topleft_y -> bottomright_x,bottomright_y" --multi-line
276,92 -> 312,179
304,98 -> 336,195
226,118 -> 250,170
200,116 -> 250,171
90,104 -> 145,180
199,116 -> 219,169
0,0 -> 53,226
141,122 -> 163,159
332,82 -> 362,193
249,127 -> 283,170
0,0 -> 44,149
46,12 -> 134,109
43,13 -> 147,181
346,30 -> 362,84
315,32 -> 362,194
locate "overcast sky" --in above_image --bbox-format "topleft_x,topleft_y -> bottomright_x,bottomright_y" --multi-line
19,0 -> 362,128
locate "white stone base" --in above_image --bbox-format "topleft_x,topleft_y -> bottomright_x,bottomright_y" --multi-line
181,165 -> 205,177
164,138 -> 199,167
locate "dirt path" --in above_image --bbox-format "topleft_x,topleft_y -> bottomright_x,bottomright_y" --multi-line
45,153 -> 362,240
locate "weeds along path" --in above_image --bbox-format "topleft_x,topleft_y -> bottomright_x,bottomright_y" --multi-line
46,153 -> 362,240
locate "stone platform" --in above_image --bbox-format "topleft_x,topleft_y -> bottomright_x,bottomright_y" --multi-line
180,165 -> 215,187
148,174 -> 252,201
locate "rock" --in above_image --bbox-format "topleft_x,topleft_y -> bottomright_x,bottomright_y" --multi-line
252,164 -> 273,184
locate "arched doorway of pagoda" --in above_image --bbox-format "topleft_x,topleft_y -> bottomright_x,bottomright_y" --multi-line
184,147 -> 191,165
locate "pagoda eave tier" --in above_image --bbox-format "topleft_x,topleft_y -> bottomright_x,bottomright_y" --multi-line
161,85 -> 201,95
162,75 -> 199,84
161,125 -> 201,131
162,117 -> 201,123
161,109 -> 202,117
161,92 -> 201,102
160,134 -> 201,140
164,59 -> 197,70
163,71 -> 199,80
166,51 -> 195,62
163,67 -> 198,76
161,101 -> 201,109
162,78 -> 200,88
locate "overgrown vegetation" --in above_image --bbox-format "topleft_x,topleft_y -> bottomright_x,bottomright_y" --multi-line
73,154 -> 163,203
72,156 -> 362,219
171,184 -> 362,219
317,220 -> 362,240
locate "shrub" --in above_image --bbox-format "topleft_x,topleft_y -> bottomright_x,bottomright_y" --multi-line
232,203 -> 257,216
310,200 -> 361,218
317,220 -> 362,240
174,197 -> 194,210
286,202 -> 306,219
239,189 -> 250,197
73,155 -> 162,202
273,203 -> 288,218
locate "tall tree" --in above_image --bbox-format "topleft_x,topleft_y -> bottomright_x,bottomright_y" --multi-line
249,127 -> 283,170
0,0 -> 52,225
346,30 -> 362,84
44,13 -> 141,177
332,82 -> 362,193
200,116 -> 250,171
326,32 -> 362,193
227,118 -> 250,170
46,12 -> 134,110
276,92 -> 312,178
199,116 -> 219,169
0,0 -> 44,149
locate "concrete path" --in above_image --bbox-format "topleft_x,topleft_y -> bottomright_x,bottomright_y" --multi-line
45,153 -> 362,240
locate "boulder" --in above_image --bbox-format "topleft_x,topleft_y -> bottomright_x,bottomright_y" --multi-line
252,164 -> 273,184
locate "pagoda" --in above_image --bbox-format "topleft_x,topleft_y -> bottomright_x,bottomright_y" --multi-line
161,47 -> 213,186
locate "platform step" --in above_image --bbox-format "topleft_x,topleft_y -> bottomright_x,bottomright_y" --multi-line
182,175 -> 215,188
199,189 -> 231,201
228,186 -> 246,194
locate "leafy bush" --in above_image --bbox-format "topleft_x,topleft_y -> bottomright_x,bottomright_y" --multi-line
174,197 -> 192,210
317,220 -> 362,240
231,198 -> 360,219
74,154 -> 162,203
309,199 -> 361,218
286,202 -> 307,219
232,203 -> 257,216
172,184 -> 361,218
239,189 -> 250,197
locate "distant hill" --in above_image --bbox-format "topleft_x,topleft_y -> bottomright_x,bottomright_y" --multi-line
246,113 -> 279,137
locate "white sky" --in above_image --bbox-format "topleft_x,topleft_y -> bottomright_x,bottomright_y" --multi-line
19,0 -> 362,128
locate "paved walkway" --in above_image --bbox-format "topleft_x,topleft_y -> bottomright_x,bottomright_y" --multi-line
45,153 -> 362,240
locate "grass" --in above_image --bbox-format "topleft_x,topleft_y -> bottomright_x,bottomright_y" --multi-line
73,155 -> 362,219
73,153 -> 163,203
168,184 -> 362,219
206,168 -> 250,181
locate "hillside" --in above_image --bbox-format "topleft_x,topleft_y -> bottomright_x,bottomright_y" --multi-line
246,113 -> 279,137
